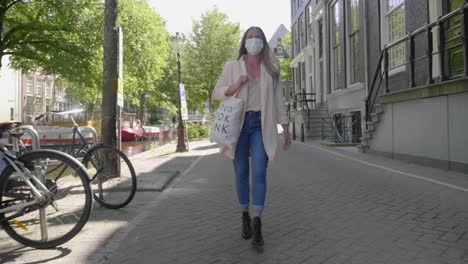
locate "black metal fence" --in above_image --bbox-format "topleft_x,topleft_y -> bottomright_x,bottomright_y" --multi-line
321,113 -> 361,143
366,3 -> 468,123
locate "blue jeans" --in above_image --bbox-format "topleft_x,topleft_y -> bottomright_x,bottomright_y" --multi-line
233,111 -> 268,211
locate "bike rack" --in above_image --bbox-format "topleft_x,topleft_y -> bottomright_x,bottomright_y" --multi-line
78,126 -> 98,145
16,125 -> 98,152
19,125 -> 41,151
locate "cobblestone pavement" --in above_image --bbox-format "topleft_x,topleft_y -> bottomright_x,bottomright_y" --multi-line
1,139 -> 468,264
98,141 -> 468,264
0,140 -> 215,264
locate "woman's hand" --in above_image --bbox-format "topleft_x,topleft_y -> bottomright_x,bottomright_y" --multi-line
225,75 -> 248,96
237,75 -> 248,87
282,124 -> 291,151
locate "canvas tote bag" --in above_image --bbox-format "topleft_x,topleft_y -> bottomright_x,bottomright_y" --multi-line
210,61 -> 245,145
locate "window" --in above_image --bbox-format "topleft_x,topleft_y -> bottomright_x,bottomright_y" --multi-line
331,0 -> 344,90
307,4 -> 314,44
299,14 -> 305,51
318,19 -> 323,59
26,77 -> 33,96
45,80 -> 52,98
36,79 -> 42,97
292,23 -> 298,56
301,62 -> 306,91
277,47 -> 283,54
349,0 -> 361,83
444,0 -> 465,77
385,0 -> 405,68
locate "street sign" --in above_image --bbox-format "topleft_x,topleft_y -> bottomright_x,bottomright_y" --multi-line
179,83 -> 187,109
117,27 -> 124,108
181,107 -> 188,120
179,83 -> 188,120
117,78 -> 124,107
205,100 -> 210,113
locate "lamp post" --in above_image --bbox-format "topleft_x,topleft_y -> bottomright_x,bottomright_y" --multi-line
171,32 -> 188,152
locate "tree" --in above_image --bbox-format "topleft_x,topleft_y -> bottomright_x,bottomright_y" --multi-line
0,0 -> 105,111
278,32 -> 292,81
1,0 -> 173,118
182,7 -> 240,114
0,0 -> 103,73
118,0 -> 171,120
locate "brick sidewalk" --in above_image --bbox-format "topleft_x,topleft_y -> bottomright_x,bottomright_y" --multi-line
96,140 -> 468,264
0,140 -> 216,264
1,139 -> 467,264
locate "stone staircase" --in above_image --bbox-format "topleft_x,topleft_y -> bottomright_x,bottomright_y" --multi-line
297,105 -> 334,140
360,103 -> 385,149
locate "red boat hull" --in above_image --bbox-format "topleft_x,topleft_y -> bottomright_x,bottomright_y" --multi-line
121,127 -> 145,141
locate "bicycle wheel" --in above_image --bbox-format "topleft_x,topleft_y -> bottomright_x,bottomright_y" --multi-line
82,144 -> 136,209
0,150 -> 92,249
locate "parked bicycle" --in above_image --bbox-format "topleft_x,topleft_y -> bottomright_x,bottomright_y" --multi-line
34,109 -> 137,209
0,121 -> 92,249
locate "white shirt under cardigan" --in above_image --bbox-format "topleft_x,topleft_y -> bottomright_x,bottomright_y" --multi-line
212,57 -> 288,161
246,76 -> 261,112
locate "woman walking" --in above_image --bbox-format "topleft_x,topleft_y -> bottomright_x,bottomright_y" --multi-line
212,26 -> 291,249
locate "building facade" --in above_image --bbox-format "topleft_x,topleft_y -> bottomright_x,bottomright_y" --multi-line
290,0 -> 468,173
0,56 -> 79,124
0,56 -> 21,122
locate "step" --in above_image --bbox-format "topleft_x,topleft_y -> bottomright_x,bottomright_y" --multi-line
366,122 -> 376,132
361,130 -> 372,140
358,144 -> 369,152
373,104 -> 384,114
370,113 -> 380,123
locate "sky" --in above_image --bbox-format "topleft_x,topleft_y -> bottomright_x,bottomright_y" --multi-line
147,0 -> 291,41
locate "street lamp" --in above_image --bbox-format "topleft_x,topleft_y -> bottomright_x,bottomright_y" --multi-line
171,32 -> 188,152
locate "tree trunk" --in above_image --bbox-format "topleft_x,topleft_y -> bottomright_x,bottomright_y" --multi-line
101,0 -> 118,146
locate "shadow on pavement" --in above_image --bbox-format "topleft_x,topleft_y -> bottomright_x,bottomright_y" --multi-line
0,143 -> 218,263
0,245 -> 71,264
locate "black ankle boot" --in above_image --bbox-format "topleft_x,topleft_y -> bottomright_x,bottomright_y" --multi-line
241,212 -> 252,239
252,217 -> 264,247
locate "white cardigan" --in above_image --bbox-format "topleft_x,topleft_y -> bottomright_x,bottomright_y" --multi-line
212,58 -> 288,161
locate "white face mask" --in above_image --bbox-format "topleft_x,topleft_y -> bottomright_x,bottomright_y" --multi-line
245,38 -> 264,55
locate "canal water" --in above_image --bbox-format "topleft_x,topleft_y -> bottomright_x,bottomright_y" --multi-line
121,139 -> 167,157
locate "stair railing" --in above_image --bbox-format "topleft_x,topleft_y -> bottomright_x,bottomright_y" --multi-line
365,3 -> 468,126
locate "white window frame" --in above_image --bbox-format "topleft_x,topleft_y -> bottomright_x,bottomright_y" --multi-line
346,0 -> 362,86
26,77 -> 33,96
380,0 -> 406,75
35,79 -> 42,97
330,0 -> 343,92
45,79 -> 51,99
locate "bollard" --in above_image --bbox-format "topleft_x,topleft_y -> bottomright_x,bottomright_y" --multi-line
292,121 -> 296,140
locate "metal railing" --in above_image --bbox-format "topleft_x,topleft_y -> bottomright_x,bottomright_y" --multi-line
293,89 -> 316,128
366,3 -> 468,123
321,115 -> 361,143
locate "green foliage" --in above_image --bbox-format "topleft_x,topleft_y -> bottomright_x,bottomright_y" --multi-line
147,53 -> 179,117
182,7 -> 240,114
186,122 -> 209,139
0,0 -> 176,115
118,0 -> 171,106
0,0 -> 105,106
279,32 -> 292,81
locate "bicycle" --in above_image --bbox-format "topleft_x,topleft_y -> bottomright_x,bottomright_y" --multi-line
34,109 -> 137,209
0,121 -> 92,249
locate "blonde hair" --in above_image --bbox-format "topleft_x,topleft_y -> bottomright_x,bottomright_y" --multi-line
238,26 -> 280,79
